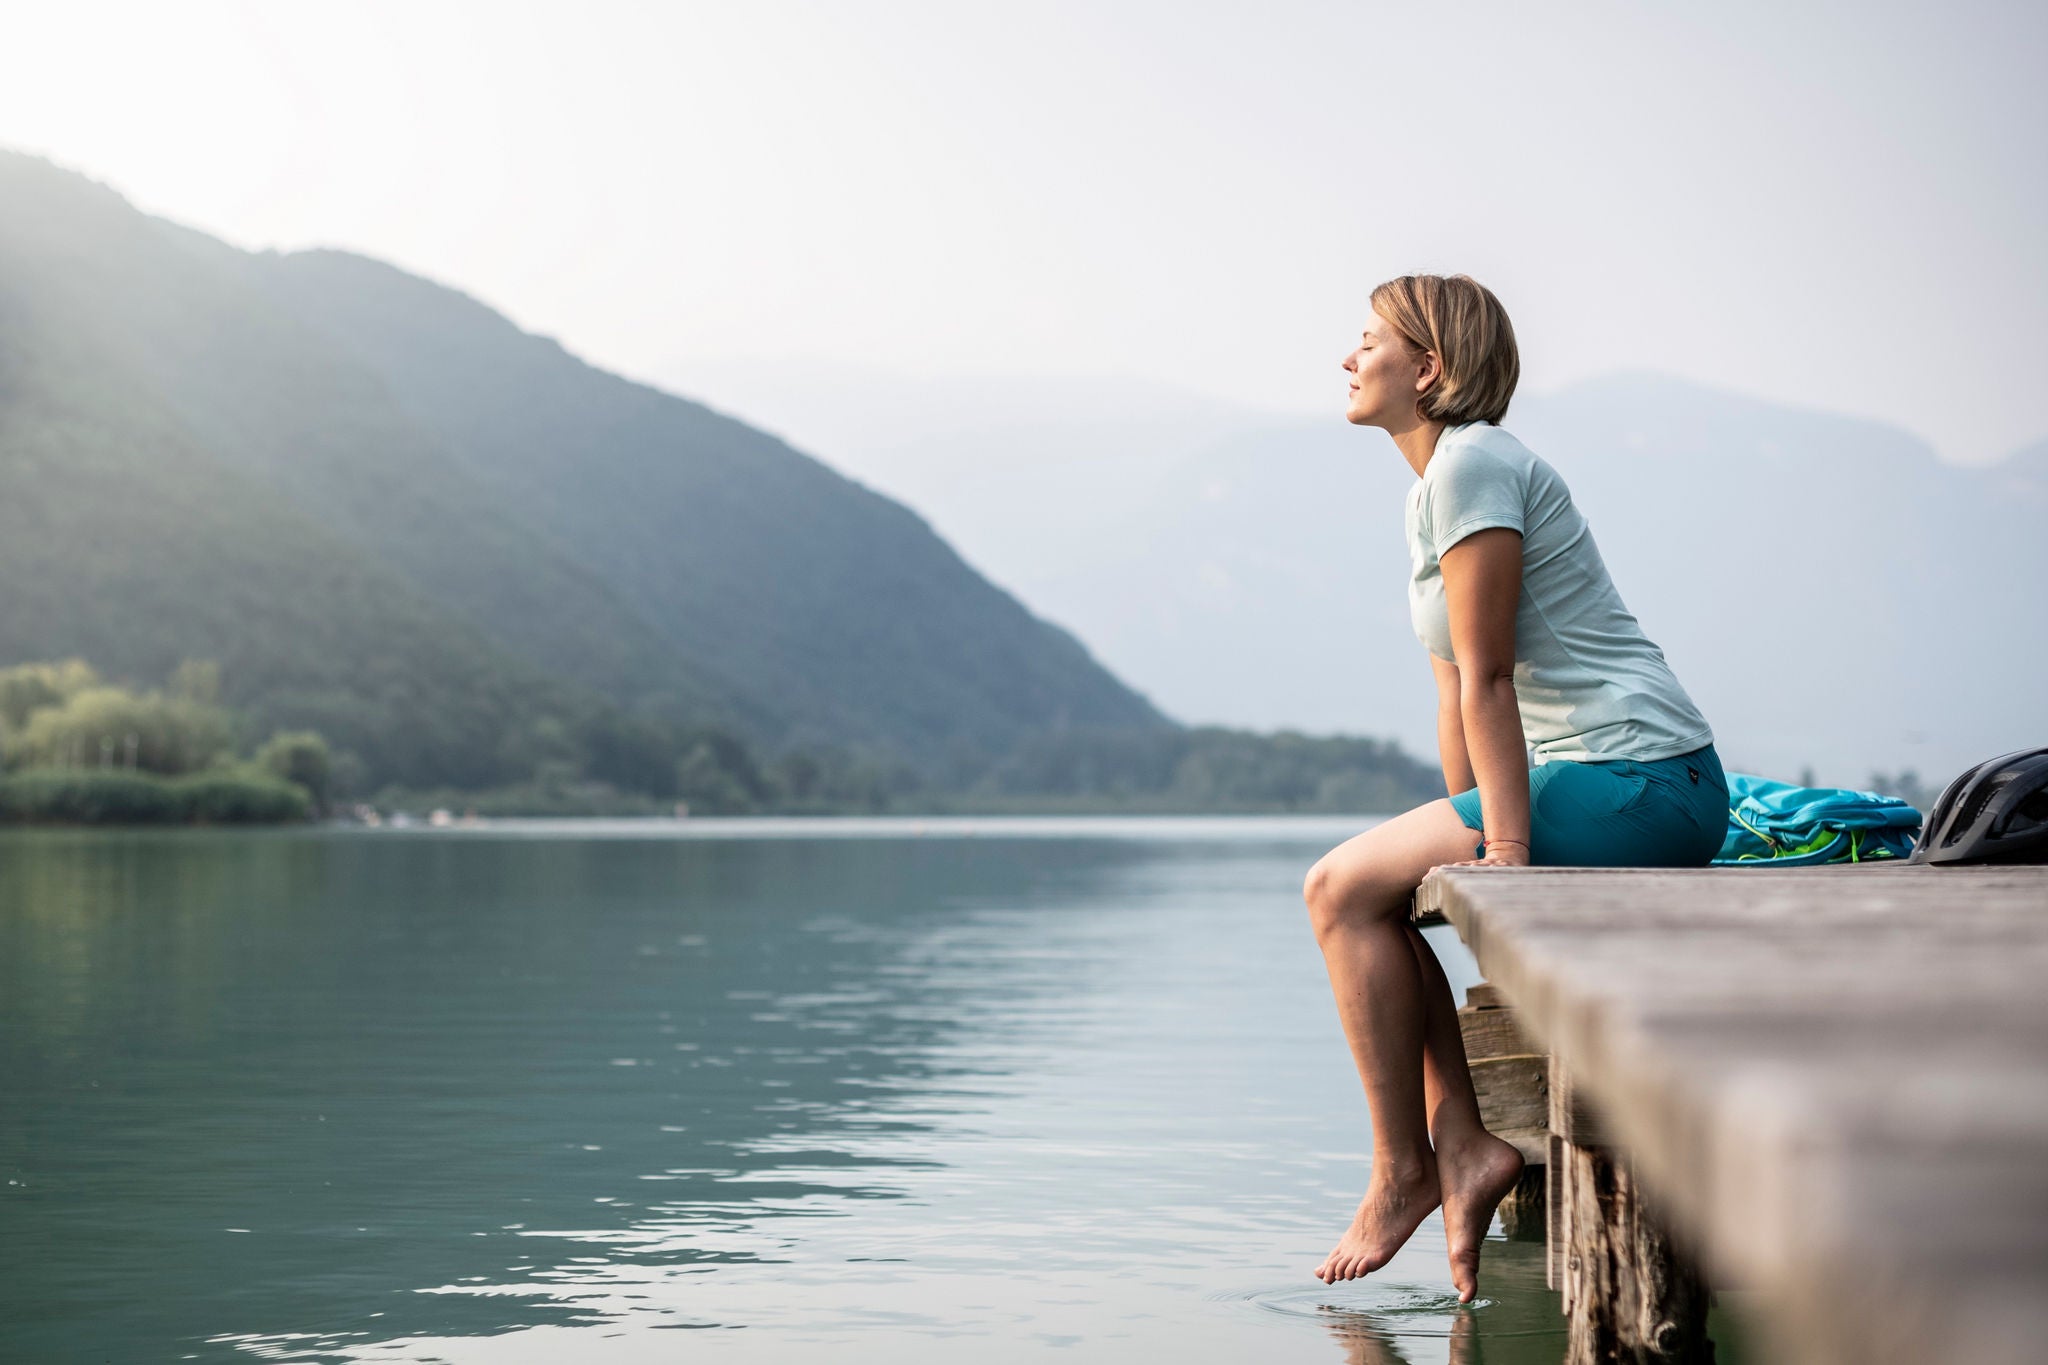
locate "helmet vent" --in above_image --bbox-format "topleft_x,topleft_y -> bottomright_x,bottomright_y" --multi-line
2001,785 -> 2048,833
1947,780 -> 2002,844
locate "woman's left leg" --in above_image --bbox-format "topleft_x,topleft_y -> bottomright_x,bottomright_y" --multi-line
1402,919 -> 1527,1301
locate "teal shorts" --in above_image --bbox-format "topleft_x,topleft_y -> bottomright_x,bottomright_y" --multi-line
1448,743 -> 1727,867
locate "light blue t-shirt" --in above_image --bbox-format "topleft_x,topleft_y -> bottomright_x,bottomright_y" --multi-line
1405,421 -> 1714,765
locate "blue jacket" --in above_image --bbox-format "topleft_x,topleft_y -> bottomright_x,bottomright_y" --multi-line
1714,772 -> 1922,866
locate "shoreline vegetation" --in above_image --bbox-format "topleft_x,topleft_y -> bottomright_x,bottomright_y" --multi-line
0,657 -> 1447,826
0,656 -> 1936,828
0,660 -> 329,825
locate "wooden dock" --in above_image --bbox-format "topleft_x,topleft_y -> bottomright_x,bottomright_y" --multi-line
1413,863 -> 2048,1365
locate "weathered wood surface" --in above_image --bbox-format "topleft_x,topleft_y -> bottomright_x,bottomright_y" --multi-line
1457,1000 -> 1533,1060
1469,1055 -> 1548,1154
1464,981 -> 1509,1009
1418,863 -> 2048,1365
1549,1052 -> 1610,1148
1559,1139 -> 1712,1364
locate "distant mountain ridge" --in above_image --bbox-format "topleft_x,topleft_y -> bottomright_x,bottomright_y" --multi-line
680,366 -> 2046,786
0,150 -> 1172,790
13,144 -> 2027,801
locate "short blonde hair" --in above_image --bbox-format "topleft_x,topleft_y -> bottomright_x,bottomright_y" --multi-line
1369,274 -> 1520,425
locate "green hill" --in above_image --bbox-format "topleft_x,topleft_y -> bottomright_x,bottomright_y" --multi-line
0,264 -> 586,787
0,150 -> 1171,793
237,246 -> 1168,769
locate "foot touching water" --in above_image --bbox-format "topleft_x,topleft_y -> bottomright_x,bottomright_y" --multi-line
1312,1133 -> 1525,1299
1313,1156 -> 1441,1284
1436,1131 -> 1525,1303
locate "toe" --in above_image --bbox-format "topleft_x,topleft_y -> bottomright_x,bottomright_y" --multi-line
1450,1258 -> 1477,1301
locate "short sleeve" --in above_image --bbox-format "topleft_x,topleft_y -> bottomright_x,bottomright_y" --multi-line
1426,442 -> 1525,558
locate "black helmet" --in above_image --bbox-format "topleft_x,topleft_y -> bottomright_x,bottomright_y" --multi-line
1909,746 -> 2048,865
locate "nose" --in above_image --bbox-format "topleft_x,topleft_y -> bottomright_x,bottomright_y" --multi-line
1341,349 -> 1358,373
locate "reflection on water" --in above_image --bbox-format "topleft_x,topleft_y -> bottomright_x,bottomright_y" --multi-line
1232,1237 -> 1569,1365
0,819 -> 1565,1363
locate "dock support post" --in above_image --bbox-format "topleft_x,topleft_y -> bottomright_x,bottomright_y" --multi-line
1553,1058 -> 1712,1364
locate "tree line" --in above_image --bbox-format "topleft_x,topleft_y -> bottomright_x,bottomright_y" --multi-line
0,656 -> 1447,821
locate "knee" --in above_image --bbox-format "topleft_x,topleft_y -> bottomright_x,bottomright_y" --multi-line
1303,856 -> 1399,940
1302,860 -> 1333,929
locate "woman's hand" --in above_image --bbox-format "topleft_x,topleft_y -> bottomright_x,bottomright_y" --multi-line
1441,840 -> 1532,869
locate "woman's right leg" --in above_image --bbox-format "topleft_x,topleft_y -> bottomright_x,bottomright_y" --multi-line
1303,799 -> 1498,1286
1303,797 -> 1526,1299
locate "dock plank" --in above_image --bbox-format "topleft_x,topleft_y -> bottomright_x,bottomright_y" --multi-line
1422,863 -> 2048,1365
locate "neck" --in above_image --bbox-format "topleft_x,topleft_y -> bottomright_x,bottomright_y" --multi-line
1389,415 -> 1449,478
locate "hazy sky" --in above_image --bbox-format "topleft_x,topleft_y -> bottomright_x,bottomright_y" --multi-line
4,0 -> 2043,465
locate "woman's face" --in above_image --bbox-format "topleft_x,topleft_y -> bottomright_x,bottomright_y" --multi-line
1342,311 -> 1435,428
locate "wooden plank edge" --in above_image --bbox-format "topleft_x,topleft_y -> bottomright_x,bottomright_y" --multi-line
1426,866 -> 2032,1365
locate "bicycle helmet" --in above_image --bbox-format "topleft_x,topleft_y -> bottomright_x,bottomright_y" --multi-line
1908,746 -> 2048,865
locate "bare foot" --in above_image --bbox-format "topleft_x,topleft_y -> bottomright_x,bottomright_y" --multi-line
1436,1131 -> 1525,1303
1314,1157 -> 1440,1284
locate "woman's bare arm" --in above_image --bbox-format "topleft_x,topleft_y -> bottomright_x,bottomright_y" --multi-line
1430,653 -> 1476,797
1439,527 -> 1531,854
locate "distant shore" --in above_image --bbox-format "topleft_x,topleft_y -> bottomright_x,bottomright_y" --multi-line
0,768 -> 311,825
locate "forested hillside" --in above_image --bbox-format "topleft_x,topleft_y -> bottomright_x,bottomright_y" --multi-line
0,151 -> 1442,813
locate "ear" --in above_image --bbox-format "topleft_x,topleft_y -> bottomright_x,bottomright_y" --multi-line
1414,351 -> 1442,394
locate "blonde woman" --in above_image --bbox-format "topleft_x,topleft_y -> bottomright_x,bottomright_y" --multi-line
1304,275 -> 1725,1299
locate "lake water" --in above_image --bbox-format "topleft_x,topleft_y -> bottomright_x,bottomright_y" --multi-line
1,818 -> 1593,1363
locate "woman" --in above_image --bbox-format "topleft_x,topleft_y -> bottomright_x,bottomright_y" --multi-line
1303,274 -> 1725,1301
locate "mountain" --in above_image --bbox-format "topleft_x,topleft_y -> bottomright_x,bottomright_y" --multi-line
1992,437 -> 2048,491
0,150 -> 1171,789
678,367 -> 2047,787
0,174 -> 595,787
649,359 -> 1276,589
